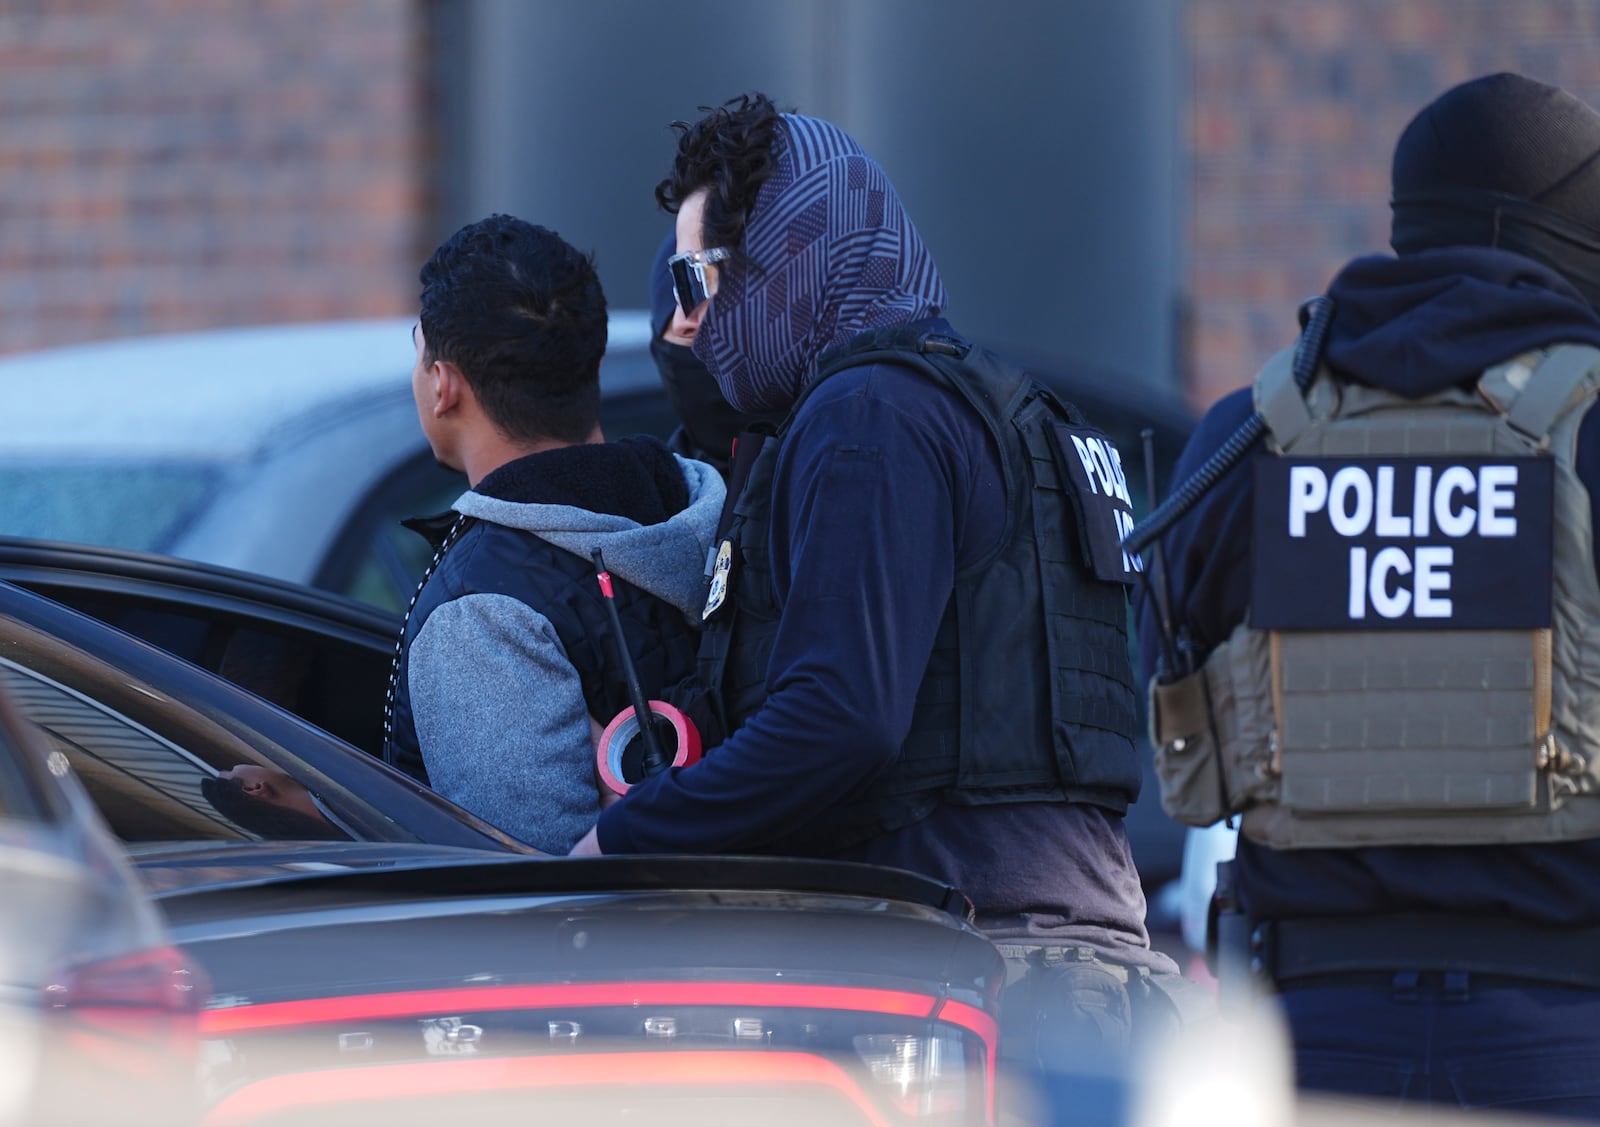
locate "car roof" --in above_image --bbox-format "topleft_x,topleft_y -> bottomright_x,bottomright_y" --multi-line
2,313 -> 655,461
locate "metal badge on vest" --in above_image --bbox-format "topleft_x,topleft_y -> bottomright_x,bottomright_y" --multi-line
702,538 -> 734,621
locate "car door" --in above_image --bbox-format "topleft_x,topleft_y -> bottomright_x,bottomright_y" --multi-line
0,538 -> 398,759
0,576 -> 524,853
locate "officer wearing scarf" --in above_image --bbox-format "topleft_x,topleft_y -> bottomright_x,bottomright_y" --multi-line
646,231 -> 777,478
573,94 -> 1196,1065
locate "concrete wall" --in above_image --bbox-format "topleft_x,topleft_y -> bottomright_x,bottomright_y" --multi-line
18,0 -> 1595,412
438,0 -> 1186,392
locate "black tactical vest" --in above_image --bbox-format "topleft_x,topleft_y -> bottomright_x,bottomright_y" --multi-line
694,325 -> 1143,854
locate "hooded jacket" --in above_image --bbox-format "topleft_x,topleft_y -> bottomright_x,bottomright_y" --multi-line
388,437 -> 724,854
599,117 -> 1169,969
1137,246 -> 1600,925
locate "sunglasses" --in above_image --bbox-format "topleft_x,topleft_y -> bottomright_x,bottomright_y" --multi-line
667,246 -> 732,313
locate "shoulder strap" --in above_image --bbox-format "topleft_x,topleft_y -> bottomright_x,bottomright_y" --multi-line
1252,346 -> 1312,451
1505,344 -> 1600,443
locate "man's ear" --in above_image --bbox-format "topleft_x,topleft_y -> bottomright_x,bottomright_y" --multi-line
432,360 -> 467,418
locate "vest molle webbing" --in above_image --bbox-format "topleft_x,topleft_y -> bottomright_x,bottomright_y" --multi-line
699,324 -> 1143,856
1151,343 -> 1600,848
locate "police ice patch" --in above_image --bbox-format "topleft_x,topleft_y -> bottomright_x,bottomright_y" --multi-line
1051,423 -> 1144,584
1251,455 -> 1554,630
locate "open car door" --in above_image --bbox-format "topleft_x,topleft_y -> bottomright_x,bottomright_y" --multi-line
0,537 -> 397,758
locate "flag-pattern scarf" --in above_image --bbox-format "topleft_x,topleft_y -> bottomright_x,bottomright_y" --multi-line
692,114 -> 947,414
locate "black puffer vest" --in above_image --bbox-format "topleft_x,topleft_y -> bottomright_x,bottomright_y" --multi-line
387,515 -> 699,785
695,325 -> 1142,854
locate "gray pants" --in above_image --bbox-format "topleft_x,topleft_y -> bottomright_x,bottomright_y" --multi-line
995,944 -> 1212,1074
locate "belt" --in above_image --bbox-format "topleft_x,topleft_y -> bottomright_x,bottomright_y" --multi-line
1258,914 -> 1600,990
992,943 -> 1136,983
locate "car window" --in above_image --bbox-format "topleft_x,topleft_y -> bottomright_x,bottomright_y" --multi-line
0,655 -> 353,843
0,613 -> 425,845
316,454 -> 466,613
39,590 -> 393,758
0,692 -> 58,824
0,462 -> 220,554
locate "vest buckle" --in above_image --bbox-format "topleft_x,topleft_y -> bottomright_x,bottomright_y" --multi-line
916,331 -> 969,358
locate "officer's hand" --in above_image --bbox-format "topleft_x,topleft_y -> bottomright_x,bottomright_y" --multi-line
569,826 -> 603,857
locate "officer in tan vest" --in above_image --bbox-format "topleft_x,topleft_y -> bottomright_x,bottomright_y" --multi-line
1137,72 -> 1600,1114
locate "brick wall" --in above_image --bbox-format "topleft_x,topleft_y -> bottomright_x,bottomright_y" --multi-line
0,0 -> 426,354
1187,0 -> 1600,409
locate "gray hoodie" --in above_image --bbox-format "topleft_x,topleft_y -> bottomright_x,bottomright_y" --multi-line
404,453 -> 723,852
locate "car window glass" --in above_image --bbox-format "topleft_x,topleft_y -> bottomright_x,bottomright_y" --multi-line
0,463 -> 220,553
0,656 -> 353,843
0,656 -> 251,841
38,590 -> 392,757
317,455 -> 466,613
0,703 -> 55,823
0,622 -> 380,844
317,385 -> 680,613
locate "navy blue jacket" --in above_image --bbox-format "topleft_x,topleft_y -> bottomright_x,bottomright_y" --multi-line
1136,247 -> 1600,926
599,323 -> 1167,966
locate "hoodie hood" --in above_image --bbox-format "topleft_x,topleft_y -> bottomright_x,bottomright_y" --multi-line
691,114 -> 947,415
1323,246 -> 1600,397
451,443 -> 725,618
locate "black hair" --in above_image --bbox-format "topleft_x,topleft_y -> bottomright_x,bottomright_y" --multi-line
419,214 -> 608,445
200,775 -> 349,842
655,93 -> 786,262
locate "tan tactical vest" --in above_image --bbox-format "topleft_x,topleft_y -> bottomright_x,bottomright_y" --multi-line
1150,343 -> 1600,848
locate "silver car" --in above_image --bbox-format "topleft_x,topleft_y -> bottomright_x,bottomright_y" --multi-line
2,315 -> 675,614
0,684 -> 205,1126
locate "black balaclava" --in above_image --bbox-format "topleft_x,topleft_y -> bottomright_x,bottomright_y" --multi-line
1391,72 -> 1600,308
648,232 -> 770,471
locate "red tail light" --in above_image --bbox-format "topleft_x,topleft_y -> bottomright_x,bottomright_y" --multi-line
35,946 -> 206,1125
45,944 -> 207,1014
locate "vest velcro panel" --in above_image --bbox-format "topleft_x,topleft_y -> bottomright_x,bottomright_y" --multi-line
1218,343 -> 1600,848
1276,630 -> 1539,814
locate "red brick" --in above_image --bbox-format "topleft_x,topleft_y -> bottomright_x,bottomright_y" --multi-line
1185,0 -> 1600,402
0,0 -> 424,354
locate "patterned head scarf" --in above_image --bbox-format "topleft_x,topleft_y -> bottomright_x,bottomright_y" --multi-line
691,114 -> 947,414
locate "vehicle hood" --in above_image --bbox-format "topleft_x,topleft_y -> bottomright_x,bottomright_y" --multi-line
152,852 -> 996,1021
139,846 -> 974,919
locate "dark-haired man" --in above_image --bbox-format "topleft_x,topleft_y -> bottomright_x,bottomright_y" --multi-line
382,214 -> 724,855
573,96 -> 1190,1056
1139,73 -> 1600,1112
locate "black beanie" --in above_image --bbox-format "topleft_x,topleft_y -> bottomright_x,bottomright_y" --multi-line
1391,73 -> 1600,306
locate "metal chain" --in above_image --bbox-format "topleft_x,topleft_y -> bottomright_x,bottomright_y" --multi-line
380,514 -> 467,765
